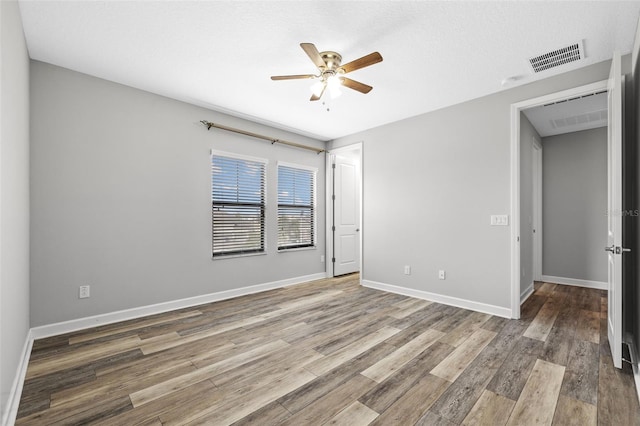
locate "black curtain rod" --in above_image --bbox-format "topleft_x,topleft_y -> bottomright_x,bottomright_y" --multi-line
200,120 -> 325,154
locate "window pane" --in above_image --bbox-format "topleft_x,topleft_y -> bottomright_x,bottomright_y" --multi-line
212,155 -> 265,256
278,166 -> 312,207
278,165 -> 315,249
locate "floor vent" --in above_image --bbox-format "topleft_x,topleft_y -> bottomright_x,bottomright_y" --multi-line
529,41 -> 584,73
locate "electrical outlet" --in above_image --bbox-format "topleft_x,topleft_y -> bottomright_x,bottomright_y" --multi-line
320,255 -> 325,263
404,265 -> 411,275
79,285 -> 90,299
438,270 -> 446,280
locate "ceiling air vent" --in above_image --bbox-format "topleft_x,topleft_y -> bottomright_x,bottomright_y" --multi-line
550,109 -> 607,129
528,41 -> 584,73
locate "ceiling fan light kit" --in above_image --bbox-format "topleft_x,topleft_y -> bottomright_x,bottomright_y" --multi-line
271,42 -> 382,102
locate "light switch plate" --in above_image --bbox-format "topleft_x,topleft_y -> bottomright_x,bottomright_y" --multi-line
490,215 -> 509,226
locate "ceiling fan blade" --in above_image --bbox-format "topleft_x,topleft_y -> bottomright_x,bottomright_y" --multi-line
301,43 -> 326,70
339,52 -> 383,74
271,74 -> 316,81
310,83 -> 326,101
340,77 -> 373,94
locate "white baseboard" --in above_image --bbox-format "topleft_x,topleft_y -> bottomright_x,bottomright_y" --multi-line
31,272 -> 327,340
541,275 -> 607,290
625,334 -> 640,407
2,330 -> 33,426
520,282 -> 534,304
362,280 -> 511,319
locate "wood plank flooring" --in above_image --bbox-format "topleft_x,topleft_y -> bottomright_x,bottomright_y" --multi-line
16,276 -> 640,425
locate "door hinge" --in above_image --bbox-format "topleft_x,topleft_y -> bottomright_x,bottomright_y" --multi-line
332,257 -> 336,263
332,226 -> 335,231
332,163 -> 336,169
332,195 -> 335,200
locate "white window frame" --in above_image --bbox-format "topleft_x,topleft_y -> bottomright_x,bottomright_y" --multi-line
277,161 -> 317,251
211,150 -> 268,258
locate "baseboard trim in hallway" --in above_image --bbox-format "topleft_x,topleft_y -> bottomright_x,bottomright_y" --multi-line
540,275 -> 607,290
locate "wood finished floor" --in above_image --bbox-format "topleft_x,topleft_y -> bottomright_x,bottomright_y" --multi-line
16,276 -> 640,425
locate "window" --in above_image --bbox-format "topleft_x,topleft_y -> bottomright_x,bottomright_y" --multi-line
278,164 -> 316,250
211,152 -> 266,257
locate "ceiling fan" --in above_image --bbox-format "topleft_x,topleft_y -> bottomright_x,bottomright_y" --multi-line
271,43 -> 383,101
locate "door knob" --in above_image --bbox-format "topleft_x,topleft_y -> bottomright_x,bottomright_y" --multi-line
605,245 -> 632,254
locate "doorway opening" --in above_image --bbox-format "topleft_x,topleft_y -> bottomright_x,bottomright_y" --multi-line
520,89 -> 610,303
511,52 -> 624,370
326,143 -> 363,278
510,78 -> 609,319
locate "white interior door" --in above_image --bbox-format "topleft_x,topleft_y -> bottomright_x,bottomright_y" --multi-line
606,51 -> 623,369
333,154 -> 360,276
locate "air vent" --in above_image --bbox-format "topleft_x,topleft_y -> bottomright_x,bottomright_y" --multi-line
549,109 -> 607,129
529,41 -> 584,73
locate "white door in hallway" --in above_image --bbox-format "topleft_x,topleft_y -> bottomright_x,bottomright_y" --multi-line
332,154 -> 360,276
606,50 -> 623,369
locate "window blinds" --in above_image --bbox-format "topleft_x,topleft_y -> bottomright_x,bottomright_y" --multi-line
278,165 -> 315,250
211,155 -> 266,256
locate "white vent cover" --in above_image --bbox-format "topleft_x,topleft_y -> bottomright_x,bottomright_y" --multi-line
549,109 -> 607,129
528,40 -> 584,73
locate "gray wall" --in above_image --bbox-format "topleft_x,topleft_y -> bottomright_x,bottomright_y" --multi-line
541,128 -> 608,282
330,57 -> 628,311
520,113 -> 541,295
0,0 -> 30,419
30,61 -> 326,326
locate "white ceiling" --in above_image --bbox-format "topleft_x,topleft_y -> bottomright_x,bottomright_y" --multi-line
18,1 -> 640,141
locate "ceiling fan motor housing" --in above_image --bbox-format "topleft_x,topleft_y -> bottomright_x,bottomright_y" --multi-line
320,51 -> 342,71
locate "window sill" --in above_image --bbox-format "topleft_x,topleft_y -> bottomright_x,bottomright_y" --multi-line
212,251 -> 267,261
278,246 -> 317,253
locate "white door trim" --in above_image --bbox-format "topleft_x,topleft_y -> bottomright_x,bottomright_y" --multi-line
510,79 -> 608,318
532,137 -> 543,282
326,142 -> 363,280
